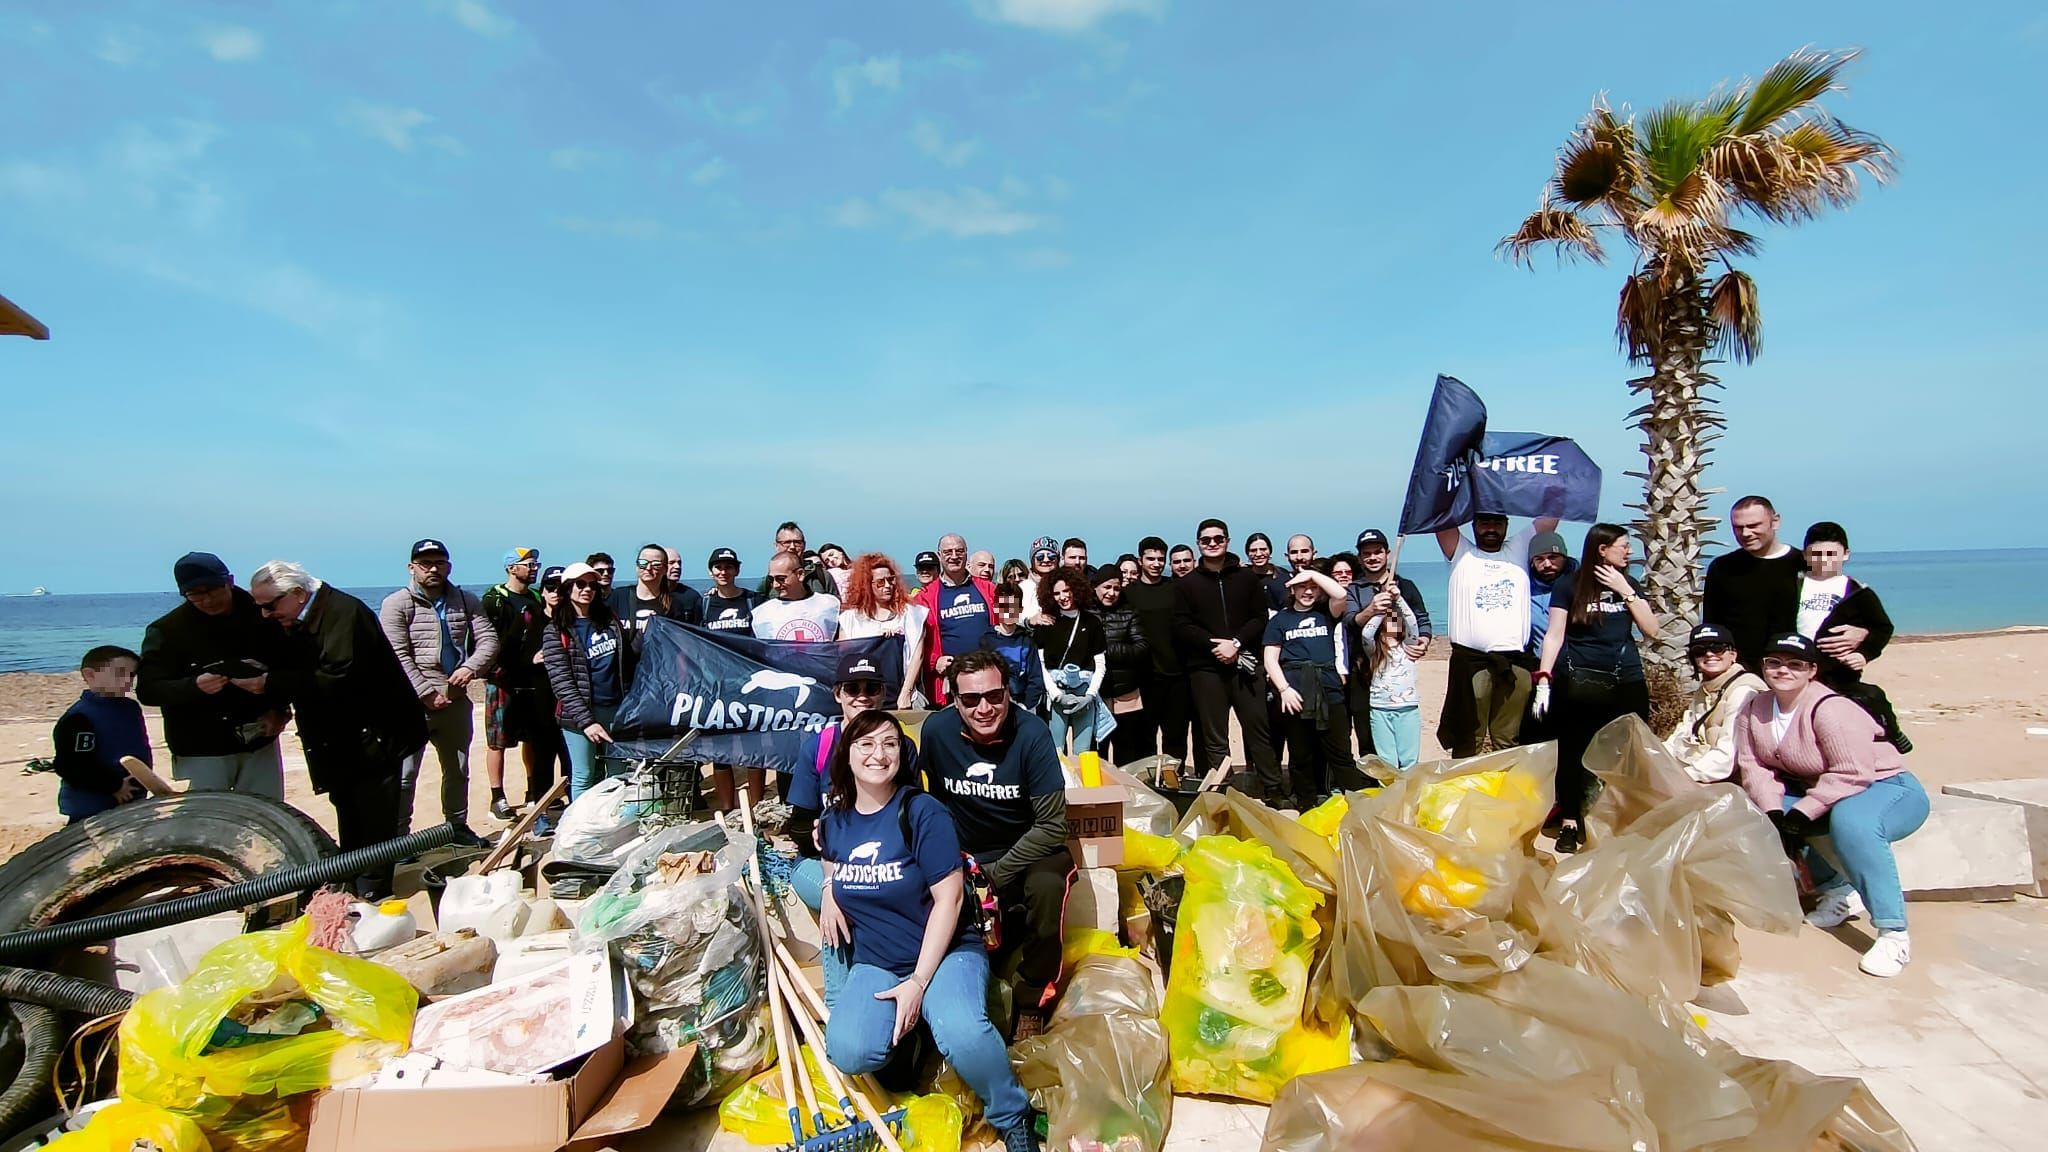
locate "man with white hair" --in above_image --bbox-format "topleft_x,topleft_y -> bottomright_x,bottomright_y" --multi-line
251,561 -> 426,896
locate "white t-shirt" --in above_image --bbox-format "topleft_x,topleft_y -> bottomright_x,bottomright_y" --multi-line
1796,574 -> 1848,640
1770,698 -> 1793,744
1446,526 -> 1536,653
751,594 -> 841,642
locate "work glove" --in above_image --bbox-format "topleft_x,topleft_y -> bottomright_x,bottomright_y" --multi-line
1765,808 -> 1813,859
1531,682 -> 1551,721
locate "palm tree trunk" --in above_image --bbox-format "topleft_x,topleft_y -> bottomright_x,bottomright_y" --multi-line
1627,278 -> 1722,671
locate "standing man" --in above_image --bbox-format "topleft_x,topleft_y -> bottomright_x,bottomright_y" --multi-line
481,547 -> 552,822
1121,536 -> 1191,765
380,539 -> 498,845
1702,495 -> 1806,671
585,552 -> 617,594
1168,544 -> 1197,579
757,521 -> 835,598
916,650 -> 1070,1038
136,552 -> 292,797
1434,511 -> 1557,757
1268,534 -> 1319,609
1346,529 -> 1433,759
753,552 -> 840,641
1520,532 -> 1576,748
914,533 -> 1000,705
702,547 -> 759,633
252,561 -> 426,897
968,550 -> 997,582
1060,538 -> 1089,571
1172,519 -> 1280,799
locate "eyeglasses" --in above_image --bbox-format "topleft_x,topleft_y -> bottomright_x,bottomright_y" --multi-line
955,687 -> 1008,710
840,680 -> 884,697
1197,534 -> 1227,546
1760,656 -> 1812,671
411,558 -> 450,570
542,582 -> 562,592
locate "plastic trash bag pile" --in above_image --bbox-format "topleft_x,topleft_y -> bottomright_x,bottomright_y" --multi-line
1014,955 -> 1174,1152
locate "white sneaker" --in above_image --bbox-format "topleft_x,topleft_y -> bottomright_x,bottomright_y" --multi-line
1860,930 -> 1911,978
1807,886 -> 1866,929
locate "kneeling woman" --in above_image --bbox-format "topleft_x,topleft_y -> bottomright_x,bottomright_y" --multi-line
1736,633 -> 1928,978
818,709 -> 1036,1151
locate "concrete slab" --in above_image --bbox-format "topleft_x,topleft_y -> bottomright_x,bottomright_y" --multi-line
1944,778 -> 2048,896
1814,793 -> 2035,900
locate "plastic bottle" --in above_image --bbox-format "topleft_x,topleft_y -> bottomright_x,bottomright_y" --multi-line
1079,750 -> 1103,788
349,899 -> 418,954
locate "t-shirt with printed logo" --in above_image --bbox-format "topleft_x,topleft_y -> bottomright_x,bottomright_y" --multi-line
574,619 -> 623,706
1549,568 -> 1647,681
703,589 -> 761,634
819,789 -> 976,976
1446,527 -> 1535,653
933,580 -> 995,660
1796,575 -> 1848,642
1263,607 -> 1345,695
751,594 -> 841,642
915,706 -> 1064,864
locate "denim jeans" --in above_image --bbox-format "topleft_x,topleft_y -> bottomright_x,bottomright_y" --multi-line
398,698 -> 474,832
1047,664 -> 1114,755
789,857 -> 851,1007
562,704 -> 621,802
826,952 -> 1031,1133
1789,772 -> 1930,931
1369,704 -> 1422,772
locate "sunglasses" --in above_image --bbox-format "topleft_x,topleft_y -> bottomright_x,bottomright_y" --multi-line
839,680 -> 884,697
252,593 -> 291,616
570,579 -> 602,590
1197,534 -> 1227,545
636,559 -> 664,571
955,687 -> 1008,710
591,565 -> 614,575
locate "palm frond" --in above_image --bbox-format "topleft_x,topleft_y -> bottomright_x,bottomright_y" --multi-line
1640,99 -> 1735,200
1734,48 -> 1856,135
1707,268 -> 1762,363
1616,271 -> 1661,364
1780,116 -> 1898,202
1498,204 -> 1605,266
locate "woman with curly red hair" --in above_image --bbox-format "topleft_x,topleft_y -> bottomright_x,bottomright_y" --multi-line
837,552 -> 929,709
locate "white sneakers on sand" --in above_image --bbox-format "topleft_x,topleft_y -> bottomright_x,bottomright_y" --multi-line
1807,886 -> 1866,929
1860,930 -> 1911,978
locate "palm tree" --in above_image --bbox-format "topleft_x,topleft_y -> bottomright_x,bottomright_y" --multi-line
1500,49 -> 1894,668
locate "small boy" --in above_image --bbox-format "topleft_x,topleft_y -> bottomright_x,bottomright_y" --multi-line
1797,522 -> 1909,752
979,582 -> 1046,716
53,645 -> 153,823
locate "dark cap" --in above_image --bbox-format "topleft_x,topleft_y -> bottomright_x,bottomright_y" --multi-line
1354,529 -> 1389,551
540,565 -> 566,588
914,551 -> 940,571
707,547 -> 740,567
1090,564 -> 1122,587
1473,510 -> 1510,522
173,551 -> 231,594
410,538 -> 450,560
1762,633 -> 1821,663
1528,531 -> 1568,559
1688,623 -> 1736,653
835,651 -> 885,685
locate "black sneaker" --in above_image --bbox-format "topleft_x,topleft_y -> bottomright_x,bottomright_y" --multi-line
489,796 -> 516,821
449,825 -> 491,850
999,1123 -> 1041,1152
1553,823 -> 1584,855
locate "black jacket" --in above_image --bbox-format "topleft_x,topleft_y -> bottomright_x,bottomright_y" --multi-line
1121,578 -> 1182,676
1098,604 -> 1149,697
542,615 -> 641,732
268,586 -> 428,793
1815,579 -> 1894,686
1172,555 -> 1268,676
136,588 -> 293,757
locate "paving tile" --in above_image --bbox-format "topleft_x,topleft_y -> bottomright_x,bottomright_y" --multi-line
1856,1067 -> 2028,1152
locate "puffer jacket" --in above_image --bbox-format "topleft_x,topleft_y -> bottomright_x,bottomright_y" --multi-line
1099,604 -> 1149,698
541,618 -> 640,731
379,584 -> 500,699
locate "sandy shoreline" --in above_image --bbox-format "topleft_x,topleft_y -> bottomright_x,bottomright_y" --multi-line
3,629 -> 2043,858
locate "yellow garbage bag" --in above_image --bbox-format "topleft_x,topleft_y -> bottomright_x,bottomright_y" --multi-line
1063,927 -> 1140,970
1119,829 -> 1180,873
1160,836 -> 1349,1103
116,916 -> 418,1152
718,1045 -> 963,1152
1297,794 -> 1348,845
45,1102 -> 211,1152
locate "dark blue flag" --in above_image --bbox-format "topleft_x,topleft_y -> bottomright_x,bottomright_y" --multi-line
1398,374 -> 1489,535
1471,432 -> 1604,524
611,618 -> 903,773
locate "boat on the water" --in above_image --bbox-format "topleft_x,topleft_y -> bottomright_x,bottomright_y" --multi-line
2,586 -> 49,598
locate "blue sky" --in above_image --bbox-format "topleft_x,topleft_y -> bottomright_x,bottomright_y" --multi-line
3,1 -> 2043,594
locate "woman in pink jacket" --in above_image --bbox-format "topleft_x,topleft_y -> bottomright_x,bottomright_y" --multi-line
1736,633 -> 1927,978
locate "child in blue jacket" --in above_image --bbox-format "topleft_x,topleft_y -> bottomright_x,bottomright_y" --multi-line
53,646 -> 152,823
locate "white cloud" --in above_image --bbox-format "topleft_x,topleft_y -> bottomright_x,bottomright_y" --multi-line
448,0 -> 514,36
689,157 -> 728,186
1017,247 -> 1072,268
652,72 -> 788,132
548,147 -> 603,171
202,26 -> 262,62
831,197 -> 879,229
557,215 -> 669,240
974,0 -> 1165,33
878,186 -> 1042,237
95,26 -> 145,67
342,103 -> 436,152
832,54 -> 902,110
911,120 -> 978,168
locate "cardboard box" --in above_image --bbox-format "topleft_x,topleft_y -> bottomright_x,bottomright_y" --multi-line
1068,867 -> 1120,933
1065,783 -> 1126,869
305,1038 -> 698,1152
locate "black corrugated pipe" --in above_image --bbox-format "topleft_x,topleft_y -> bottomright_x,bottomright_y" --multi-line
0,969 -> 133,1018
0,1001 -> 61,1139
0,823 -> 460,964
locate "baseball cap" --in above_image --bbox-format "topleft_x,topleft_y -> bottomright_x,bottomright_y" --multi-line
915,551 -> 940,571
1354,529 -> 1389,551
835,651 -> 885,685
502,547 -> 539,567
1688,623 -> 1736,653
410,538 -> 450,560
708,547 -> 740,567
559,561 -> 599,585
1528,531 -> 1568,559
1473,509 -> 1509,521
173,551 -> 231,594
540,565 -> 566,588
1762,633 -> 1821,663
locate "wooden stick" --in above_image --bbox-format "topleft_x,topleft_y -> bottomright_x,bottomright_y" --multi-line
768,942 -> 893,1126
118,755 -> 174,797
732,791 -> 804,1143
470,776 -> 568,875
773,953 -> 908,1152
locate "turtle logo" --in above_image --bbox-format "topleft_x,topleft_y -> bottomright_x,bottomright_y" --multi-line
740,669 -> 817,710
847,841 -> 882,865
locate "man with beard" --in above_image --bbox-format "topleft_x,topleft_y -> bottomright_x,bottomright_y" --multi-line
1435,510 -> 1556,757
1173,519 -> 1280,799
1345,529 -> 1432,760
1120,536 -> 1191,764
381,539 -> 498,844
137,552 -> 292,797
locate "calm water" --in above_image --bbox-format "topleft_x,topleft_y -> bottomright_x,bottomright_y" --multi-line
1,553 -> 2043,675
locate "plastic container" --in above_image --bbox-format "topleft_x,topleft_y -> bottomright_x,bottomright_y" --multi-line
1079,750 -> 1103,788
438,871 -> 523,938
348,900 -> 418,954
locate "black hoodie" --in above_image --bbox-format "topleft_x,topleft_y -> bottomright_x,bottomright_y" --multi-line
137,587 -> 292,757
1172,553 -> 1268,676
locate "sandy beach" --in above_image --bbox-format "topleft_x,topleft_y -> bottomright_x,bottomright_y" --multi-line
2,629 -> 2042,858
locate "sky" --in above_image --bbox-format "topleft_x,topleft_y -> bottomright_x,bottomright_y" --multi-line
2,1 -> 2044,595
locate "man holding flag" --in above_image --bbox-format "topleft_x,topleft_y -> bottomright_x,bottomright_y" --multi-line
1436,510 -> 1555,756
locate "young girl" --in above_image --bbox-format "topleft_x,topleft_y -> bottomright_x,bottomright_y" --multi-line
1362,588 -> 1423,773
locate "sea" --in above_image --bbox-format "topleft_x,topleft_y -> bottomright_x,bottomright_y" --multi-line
1,549 -> 2043,675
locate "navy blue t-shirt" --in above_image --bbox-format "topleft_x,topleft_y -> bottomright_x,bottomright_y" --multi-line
915,706 -> 1065,864
1551,568 -> 1647,681
821,790 -> 975,976
1263,607 -> 1345,695
702,589 -> 760,634
576,619 -> 623,707
933,581 -> 994,660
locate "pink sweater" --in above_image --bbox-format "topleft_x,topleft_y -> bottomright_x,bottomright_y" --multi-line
1735,680 -> 1905,820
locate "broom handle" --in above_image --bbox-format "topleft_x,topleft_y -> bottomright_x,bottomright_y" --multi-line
773,956 -> 909,1152
770,942 -> 898,1138
732,791 -> 804,1143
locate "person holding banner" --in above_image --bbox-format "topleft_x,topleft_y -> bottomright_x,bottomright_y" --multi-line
1531,523 -> 1659,853
1435,511 -> 1556,757
542,561 -> 637,800
838,552 -> 929,710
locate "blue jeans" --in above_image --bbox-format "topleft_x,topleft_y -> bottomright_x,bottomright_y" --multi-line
562,704 -> 620,802
1048,664 -> 1113,755
1787,772 -> 1929,931
827,952 -> 1030,1133
1369,704 -> 1421,771
790,857 -> 851,1007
